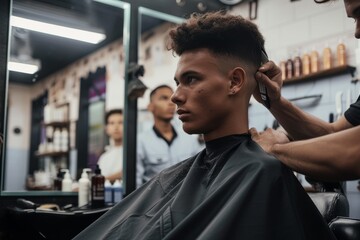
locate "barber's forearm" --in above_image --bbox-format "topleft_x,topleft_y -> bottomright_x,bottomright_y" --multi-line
270,97 -> 333,140
270,126 -> 360,181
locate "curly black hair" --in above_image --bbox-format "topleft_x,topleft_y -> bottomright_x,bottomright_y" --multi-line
168,11 -> 265,67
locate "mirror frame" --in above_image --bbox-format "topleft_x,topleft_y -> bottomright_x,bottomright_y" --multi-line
0,0 -> 131,197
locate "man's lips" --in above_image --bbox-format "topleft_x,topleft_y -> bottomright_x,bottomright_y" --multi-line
176,109 -> 191,120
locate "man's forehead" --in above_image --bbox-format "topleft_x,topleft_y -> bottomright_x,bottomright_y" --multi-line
153,87 -> 173,96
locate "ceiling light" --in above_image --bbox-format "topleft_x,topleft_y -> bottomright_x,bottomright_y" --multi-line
8,61 -> 40,74
218,0 -> 243,5
176,0 -> 186,7
10,16 -> 106,44
197,2 -> 207,11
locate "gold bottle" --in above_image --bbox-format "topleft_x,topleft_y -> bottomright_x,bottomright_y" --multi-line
337,41 -> 346,66
286,58 -> 294,79
323,45 -> 332,70
302,52 -> 311,75
310,50 -> 319,73
293,55 -> 302,77
280,61 -> 287,81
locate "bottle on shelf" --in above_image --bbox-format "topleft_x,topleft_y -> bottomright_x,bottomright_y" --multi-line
53,169 -> 63,191
53,129 -> 61,152
337,39 -> 347,66
279,61 -> 287,81
285,57 -> 294,79
91,164 -> 105,208
322,43 -> 332,70
113,179 -> 123,203
301,50 -> 311,75
293,50 -> 302,77
78,168 -> 91,207
61,169 -> 72,192
60,128 -> 69,152
310,48 -> 320,73
104,180 -> 113,204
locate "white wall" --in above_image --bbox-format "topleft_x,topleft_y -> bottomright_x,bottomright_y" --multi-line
231,1 -> 357,67
5,84 -> 32,190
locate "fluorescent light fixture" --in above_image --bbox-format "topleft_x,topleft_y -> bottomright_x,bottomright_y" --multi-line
10,16 -> 106,44
8,61 -> 39,74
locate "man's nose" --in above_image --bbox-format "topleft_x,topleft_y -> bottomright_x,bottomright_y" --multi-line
171,88 -> 183,105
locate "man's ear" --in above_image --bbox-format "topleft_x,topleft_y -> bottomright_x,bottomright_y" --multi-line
147,102 -> 154,112
105,124 -> 110,136
228,67 -> 246,95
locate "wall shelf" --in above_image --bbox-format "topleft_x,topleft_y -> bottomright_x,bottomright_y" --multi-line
283,65 -> 356,86
44,121 -> 70,128
35,151 -> 68,158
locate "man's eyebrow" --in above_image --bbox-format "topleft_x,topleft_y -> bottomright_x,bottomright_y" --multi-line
174,70 -> 199,81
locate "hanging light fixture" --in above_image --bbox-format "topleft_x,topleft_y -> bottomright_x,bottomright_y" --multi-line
218,0 -> 243,5
176,0 -> 186,7
197,2 -> 207,11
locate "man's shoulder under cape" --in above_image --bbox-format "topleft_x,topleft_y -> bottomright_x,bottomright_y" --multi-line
74,137 -> 335,240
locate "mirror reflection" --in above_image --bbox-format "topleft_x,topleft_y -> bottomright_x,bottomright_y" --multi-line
4,0 -> 128,192
136,9 -> 205,188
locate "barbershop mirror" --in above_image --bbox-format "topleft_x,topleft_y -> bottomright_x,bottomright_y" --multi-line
137,7 -> 183,116
1,0 -> 130,195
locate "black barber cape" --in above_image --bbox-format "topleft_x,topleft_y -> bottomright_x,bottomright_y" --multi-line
74,134 -> 335,240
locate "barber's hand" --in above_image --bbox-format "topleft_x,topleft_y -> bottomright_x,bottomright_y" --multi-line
249,127 -> 290,154
253,61 -> 283,106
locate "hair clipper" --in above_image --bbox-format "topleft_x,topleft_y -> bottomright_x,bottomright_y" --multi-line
259,48 -> 270,109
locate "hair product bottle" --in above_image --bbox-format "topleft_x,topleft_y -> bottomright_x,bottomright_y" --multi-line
293,54 -> 302,77
322,44 -> 332,70
302,51 -> 311,75
337,40 -> 347,66
310,49 -> 319,73
53,169 -> 63,191
285,58 -> 294,79
78,169 -> 90,207
104,180 -> 113,204
279,61 -> 287,81
61,169 -> 72,192
113,180 -> 123,203
91,164 -> 105,208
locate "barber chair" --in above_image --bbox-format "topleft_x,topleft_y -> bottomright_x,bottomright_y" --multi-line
306,180 -> 360,240
5,198 -> 112,240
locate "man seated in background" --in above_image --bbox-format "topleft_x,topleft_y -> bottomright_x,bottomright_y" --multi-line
137,84 -> 203,187
97,109 -> 123,183
74,11 -> 335,240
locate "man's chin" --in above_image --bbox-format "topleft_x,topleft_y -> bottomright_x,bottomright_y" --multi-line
182,124 -> 201,135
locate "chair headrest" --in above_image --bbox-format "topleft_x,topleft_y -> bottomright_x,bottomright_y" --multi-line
308,192 -> 349,223
329,217 -> 360,240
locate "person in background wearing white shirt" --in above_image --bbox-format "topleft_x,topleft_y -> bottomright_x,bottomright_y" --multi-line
98,109 -> 123,183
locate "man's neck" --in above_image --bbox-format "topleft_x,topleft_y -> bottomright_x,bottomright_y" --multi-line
113,140 -> 122,147
154,119 -> 174,141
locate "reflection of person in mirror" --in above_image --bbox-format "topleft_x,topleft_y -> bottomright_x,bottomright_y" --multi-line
97,109 -> 123,183
137,84 -> 203,187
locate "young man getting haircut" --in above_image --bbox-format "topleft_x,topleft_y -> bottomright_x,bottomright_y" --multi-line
74,11 -> 335,240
